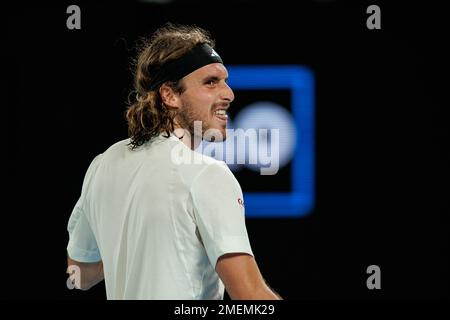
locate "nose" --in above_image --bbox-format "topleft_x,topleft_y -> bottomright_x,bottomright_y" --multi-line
221,82 -> 235,103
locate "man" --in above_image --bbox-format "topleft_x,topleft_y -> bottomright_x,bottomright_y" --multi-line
66,23 -> 281,300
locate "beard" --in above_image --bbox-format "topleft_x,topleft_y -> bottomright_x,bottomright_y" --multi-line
176,101 -> 209,136
176,101 -> 227,142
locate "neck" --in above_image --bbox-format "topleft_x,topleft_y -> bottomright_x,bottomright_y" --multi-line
172,127 -> 202,151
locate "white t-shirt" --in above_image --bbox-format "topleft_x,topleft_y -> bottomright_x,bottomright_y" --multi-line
67,133 -> 254,299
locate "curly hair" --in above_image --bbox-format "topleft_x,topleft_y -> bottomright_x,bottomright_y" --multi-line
125,23 -> 216,149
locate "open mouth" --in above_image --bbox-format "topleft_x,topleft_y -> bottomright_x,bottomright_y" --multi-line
213,109 -> 228,121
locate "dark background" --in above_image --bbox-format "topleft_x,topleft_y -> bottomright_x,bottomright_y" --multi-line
224,89 -> 293,193
5,0 -> 449,299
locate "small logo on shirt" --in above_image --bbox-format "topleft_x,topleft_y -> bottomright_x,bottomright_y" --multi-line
237,198 -> 245,208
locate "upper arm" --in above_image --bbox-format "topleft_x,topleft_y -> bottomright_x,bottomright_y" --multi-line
67,203 -> 101,262
191,163 -> 280,299
191,163 -> 254,268
215,253 -> 281,300
67,155 -> 102,263
66,155 -> 104,290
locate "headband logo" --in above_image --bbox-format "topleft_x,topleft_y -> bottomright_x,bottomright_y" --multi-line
210,49 -> 220,57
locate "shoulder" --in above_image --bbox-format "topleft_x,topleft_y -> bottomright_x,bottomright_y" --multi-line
191,160 -> 241,194
101,138 -> 132,158
85,153 -> 104,177
166,138 -> 233,183
196,160 -> 234,179
83,138 -> 130,177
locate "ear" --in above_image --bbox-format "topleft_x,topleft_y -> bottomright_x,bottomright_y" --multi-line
159,84 -> 182,109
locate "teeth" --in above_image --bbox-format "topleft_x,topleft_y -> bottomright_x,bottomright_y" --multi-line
215,110 -> 227,116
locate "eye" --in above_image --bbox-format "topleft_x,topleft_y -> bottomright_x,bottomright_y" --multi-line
204,78 -> 218,86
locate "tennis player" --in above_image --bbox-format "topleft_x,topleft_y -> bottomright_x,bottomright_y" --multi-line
66,23 -> 281,300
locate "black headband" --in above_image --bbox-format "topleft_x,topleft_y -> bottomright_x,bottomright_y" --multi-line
148,43 -> 223,91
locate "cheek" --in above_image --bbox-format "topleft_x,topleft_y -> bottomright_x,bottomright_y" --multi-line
183,89 -> 215,118
195,96 -> 215,116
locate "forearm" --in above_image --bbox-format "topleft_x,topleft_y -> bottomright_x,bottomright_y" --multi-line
258,285 -> 283,300
217,254 -> 283,300
80,263 -> 104,290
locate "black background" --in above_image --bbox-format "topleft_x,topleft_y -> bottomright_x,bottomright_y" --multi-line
5,0 -> 449,300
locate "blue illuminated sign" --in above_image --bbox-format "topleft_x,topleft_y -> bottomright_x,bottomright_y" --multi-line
226,65 -> 315,218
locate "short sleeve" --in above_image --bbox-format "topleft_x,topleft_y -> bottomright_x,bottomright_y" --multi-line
191,162 -> 254,269
66,154 -> 102,263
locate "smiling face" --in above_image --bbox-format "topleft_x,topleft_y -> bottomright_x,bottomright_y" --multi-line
169,63 -> 234,141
